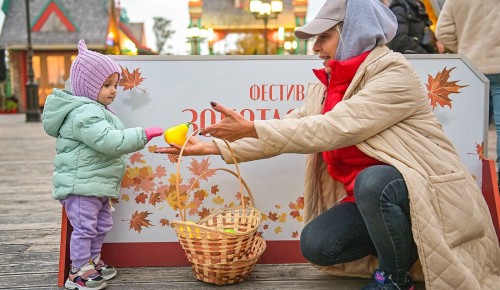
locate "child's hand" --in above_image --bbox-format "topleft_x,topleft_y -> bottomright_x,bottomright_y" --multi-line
145,127 -> 164,141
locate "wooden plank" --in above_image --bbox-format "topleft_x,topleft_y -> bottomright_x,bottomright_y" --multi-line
0,264 -> 426,289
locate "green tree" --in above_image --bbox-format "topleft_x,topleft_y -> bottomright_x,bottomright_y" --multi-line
153,17 -> 175,54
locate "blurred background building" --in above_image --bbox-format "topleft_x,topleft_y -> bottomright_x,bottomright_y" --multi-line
0,0 -> 445,114
0,0 -> 151,113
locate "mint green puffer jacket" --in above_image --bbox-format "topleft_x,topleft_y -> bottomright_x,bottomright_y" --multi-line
42,89 -> 147,200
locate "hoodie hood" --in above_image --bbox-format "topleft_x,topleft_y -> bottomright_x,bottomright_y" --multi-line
335,0 -> 397,61
42,88 -> 103,137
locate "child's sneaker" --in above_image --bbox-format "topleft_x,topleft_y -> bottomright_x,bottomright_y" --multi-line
64,263 -> 107,290
93,255 -> 117,280
361,269 -> 415,290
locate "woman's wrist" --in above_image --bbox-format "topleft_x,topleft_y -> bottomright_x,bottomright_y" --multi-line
246,121 -> 258,138
206,140 -> 221,155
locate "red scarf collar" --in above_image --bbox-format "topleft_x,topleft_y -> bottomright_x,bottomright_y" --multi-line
313,50 -> 371,88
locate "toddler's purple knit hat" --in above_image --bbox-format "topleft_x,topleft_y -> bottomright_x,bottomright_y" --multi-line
70,39 -> 121,101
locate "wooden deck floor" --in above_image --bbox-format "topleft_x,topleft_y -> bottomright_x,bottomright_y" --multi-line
6,114 -> 490,289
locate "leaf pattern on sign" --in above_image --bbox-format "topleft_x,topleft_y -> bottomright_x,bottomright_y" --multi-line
426,67 -> 468,109
468,142 -> 485,160
120,152 -> 305,239
118,66 -> 145,92
128,211 -> 153,233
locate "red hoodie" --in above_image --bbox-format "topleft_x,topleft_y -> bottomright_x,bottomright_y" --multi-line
314,51 -> 385,203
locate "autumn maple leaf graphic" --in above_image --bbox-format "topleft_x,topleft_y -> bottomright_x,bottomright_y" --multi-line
426,67 -> 468,109
468,142 -> 485,160
119,66 -> 145,93
128,210 -> 153,233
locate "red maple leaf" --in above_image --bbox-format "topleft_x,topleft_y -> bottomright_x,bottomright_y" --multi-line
128,210 -> 153,233
290,210 -> 300,219
426,67 -> 468,109
119,66 -> 145,92
291,231 -> 299,239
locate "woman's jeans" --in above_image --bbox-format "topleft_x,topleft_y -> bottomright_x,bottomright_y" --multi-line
300,165 -> 417,284
488,74 -> 500,177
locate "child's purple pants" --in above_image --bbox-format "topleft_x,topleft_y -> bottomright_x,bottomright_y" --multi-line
60,195 -> 113,268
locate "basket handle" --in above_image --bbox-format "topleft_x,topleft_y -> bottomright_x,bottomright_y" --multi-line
175,130 -> 250,221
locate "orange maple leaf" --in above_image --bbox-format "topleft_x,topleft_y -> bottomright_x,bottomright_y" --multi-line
119,66 -> 145,92
135,192 -> 148,204
147,145 -> 157,153
188,158 -> 215,180
268,211 -> 278,222
291,231 -> 299,239
475,142 -> 485,160
155,166 -> 167,178
148,192 -> 161,206
168,154 -> 179,163
193,189 -> 207,200
188,198 -> 202,216
129,152 -> 145,164
426,67 -> 468,109
160,218 -> 170,227
468,142 -> 485,160
197,207 -> 211,219
128,210 -> 153,233
210,185 -> 219,194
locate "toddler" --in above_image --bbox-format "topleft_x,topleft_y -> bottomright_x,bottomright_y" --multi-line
42,39 -> 163,290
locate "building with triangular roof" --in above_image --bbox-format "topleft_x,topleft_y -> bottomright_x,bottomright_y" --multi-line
0,0 -> 152,111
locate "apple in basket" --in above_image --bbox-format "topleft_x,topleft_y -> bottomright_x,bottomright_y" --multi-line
223,228 -> 237,234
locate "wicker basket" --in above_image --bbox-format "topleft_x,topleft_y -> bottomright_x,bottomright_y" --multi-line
192,236 -> 267,285
170,133 -> 263,267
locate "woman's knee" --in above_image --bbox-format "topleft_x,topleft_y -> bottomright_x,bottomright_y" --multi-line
300,222 -> 339,266
354,165 -> 402,204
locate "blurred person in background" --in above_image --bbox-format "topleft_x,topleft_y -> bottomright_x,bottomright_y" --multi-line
387,0 -> 437,54
436,0 -> 500,182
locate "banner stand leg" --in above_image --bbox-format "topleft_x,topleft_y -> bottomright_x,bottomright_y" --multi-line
58,206 -> 72,287
482,159 -> 500,245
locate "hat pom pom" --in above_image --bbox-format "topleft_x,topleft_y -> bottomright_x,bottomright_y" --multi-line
78,39 -> 88,53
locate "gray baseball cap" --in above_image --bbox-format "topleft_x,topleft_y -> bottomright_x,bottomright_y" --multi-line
294,0 -> 347,39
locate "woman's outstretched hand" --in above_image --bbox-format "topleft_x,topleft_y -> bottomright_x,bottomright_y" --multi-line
199,102 -> 258,142
154,136 -> 219,156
